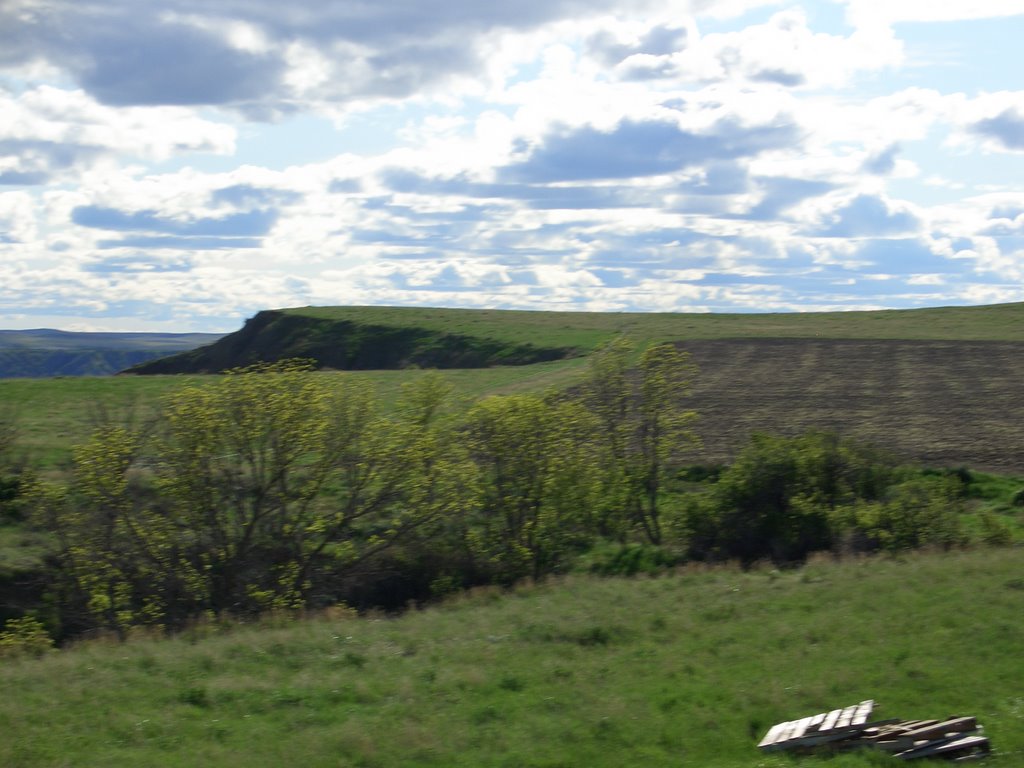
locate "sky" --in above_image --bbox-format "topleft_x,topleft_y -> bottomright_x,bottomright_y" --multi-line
1,0 -> 1024,332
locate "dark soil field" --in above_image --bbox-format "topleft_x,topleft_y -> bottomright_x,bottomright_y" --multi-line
684,338 -> 1024,474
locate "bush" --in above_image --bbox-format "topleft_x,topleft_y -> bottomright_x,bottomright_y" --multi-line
851,476 -> 967,553
577,540 -> 682,576
979,511 -> 1014,547
689,433 -> 898,565
0,616 -> 54,659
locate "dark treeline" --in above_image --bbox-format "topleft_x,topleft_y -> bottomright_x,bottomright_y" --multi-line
0,339 -> 1005,644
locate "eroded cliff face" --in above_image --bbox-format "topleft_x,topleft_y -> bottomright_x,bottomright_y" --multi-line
124,310 -> 579,374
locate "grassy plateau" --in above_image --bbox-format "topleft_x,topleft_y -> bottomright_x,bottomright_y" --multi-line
2,548 -> 1023,767
6,302 -> 1024,471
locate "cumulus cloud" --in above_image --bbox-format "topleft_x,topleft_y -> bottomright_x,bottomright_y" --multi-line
1,0 -> 1022,330
970,109 -> 1024,152
862,144 -> 900,175
809,195 -> 921,238
596,8 -> 903,89
744,177 -> 835,220
0,192 -> 37,243
72,206 -> 278,237
501,117 -> 799,182
586,24 -> 690,67
0,0 -> 695,113
0,86 -> 234,185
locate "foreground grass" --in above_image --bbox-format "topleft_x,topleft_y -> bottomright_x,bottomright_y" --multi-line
3,548 -> 1023,767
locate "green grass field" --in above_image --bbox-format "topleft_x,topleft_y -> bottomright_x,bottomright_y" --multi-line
7,301 -> 1024,470
0,360 -> 587,469
2,547 -> 1022,767
285,301 -> 1024,347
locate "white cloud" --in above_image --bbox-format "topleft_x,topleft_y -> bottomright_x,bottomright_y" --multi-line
0,191 -> 36,244
843,0 -> 1024,26
0,86 -> 235,184
0,0 -> 1021,330
586,8 -> 903,89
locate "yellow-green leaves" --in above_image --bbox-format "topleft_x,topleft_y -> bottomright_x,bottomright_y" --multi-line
583,337 -> 700,544
464,393 -> 601,581
39,361 -> 479,633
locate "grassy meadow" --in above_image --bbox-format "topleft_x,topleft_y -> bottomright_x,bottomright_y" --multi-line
0,360 -> 587,469
6,301 -> 1024,470
286,301 -> 1024,347
2,547 -> 1023,767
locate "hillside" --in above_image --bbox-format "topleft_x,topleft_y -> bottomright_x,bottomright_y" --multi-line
124,309 -> 581,374
125,302 -> 1024,374
0,329 -> 224,378
4,302 -> 1021,472
2,548 -> 1023,767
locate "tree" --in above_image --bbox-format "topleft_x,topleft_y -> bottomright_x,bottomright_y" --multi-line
463,393 -> 600,581
582,337 -> 699,544
37,362 -> 471,633
688,432 -> 900,565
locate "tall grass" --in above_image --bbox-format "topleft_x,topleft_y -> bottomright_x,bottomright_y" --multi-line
3,547 -> 1023,767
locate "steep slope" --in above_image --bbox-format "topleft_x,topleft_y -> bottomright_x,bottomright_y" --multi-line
124,309 -> 581,374
123,301 -> 1024,375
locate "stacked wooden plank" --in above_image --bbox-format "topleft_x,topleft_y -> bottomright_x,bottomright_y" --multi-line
758,701 -> 990,761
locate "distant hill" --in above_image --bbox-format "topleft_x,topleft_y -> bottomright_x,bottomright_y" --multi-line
0,329 -> 225,378
124,308 -> 583,374
124,302 -> 1024,375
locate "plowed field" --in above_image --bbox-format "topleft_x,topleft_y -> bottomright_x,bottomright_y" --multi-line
683,339 -> 1024,474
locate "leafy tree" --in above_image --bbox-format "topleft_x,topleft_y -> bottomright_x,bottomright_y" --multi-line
464,393 -> 600,581
688,432 -> 904,565
582,337 -> 699,544
37,362 -> 471,633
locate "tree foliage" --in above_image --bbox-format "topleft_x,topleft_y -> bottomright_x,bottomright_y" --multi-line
463,394 -> 600,581
36,363 -> 467,633
687,432 -> 966,565
582,337 -> 699,544
22,349 -> 996,641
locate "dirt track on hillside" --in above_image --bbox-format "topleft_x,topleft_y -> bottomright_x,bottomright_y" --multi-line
680,339 -> 1024,475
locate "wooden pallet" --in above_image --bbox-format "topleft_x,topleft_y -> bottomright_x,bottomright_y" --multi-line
758,702 -> 991,761
758,700 -> 880,752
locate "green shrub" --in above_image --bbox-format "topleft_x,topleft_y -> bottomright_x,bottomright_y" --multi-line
689,432 -> 898,565
577,540 -> 682,576
0,616 -> 53,659
979,510 -> 1014,546
852,476 -> 967,552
